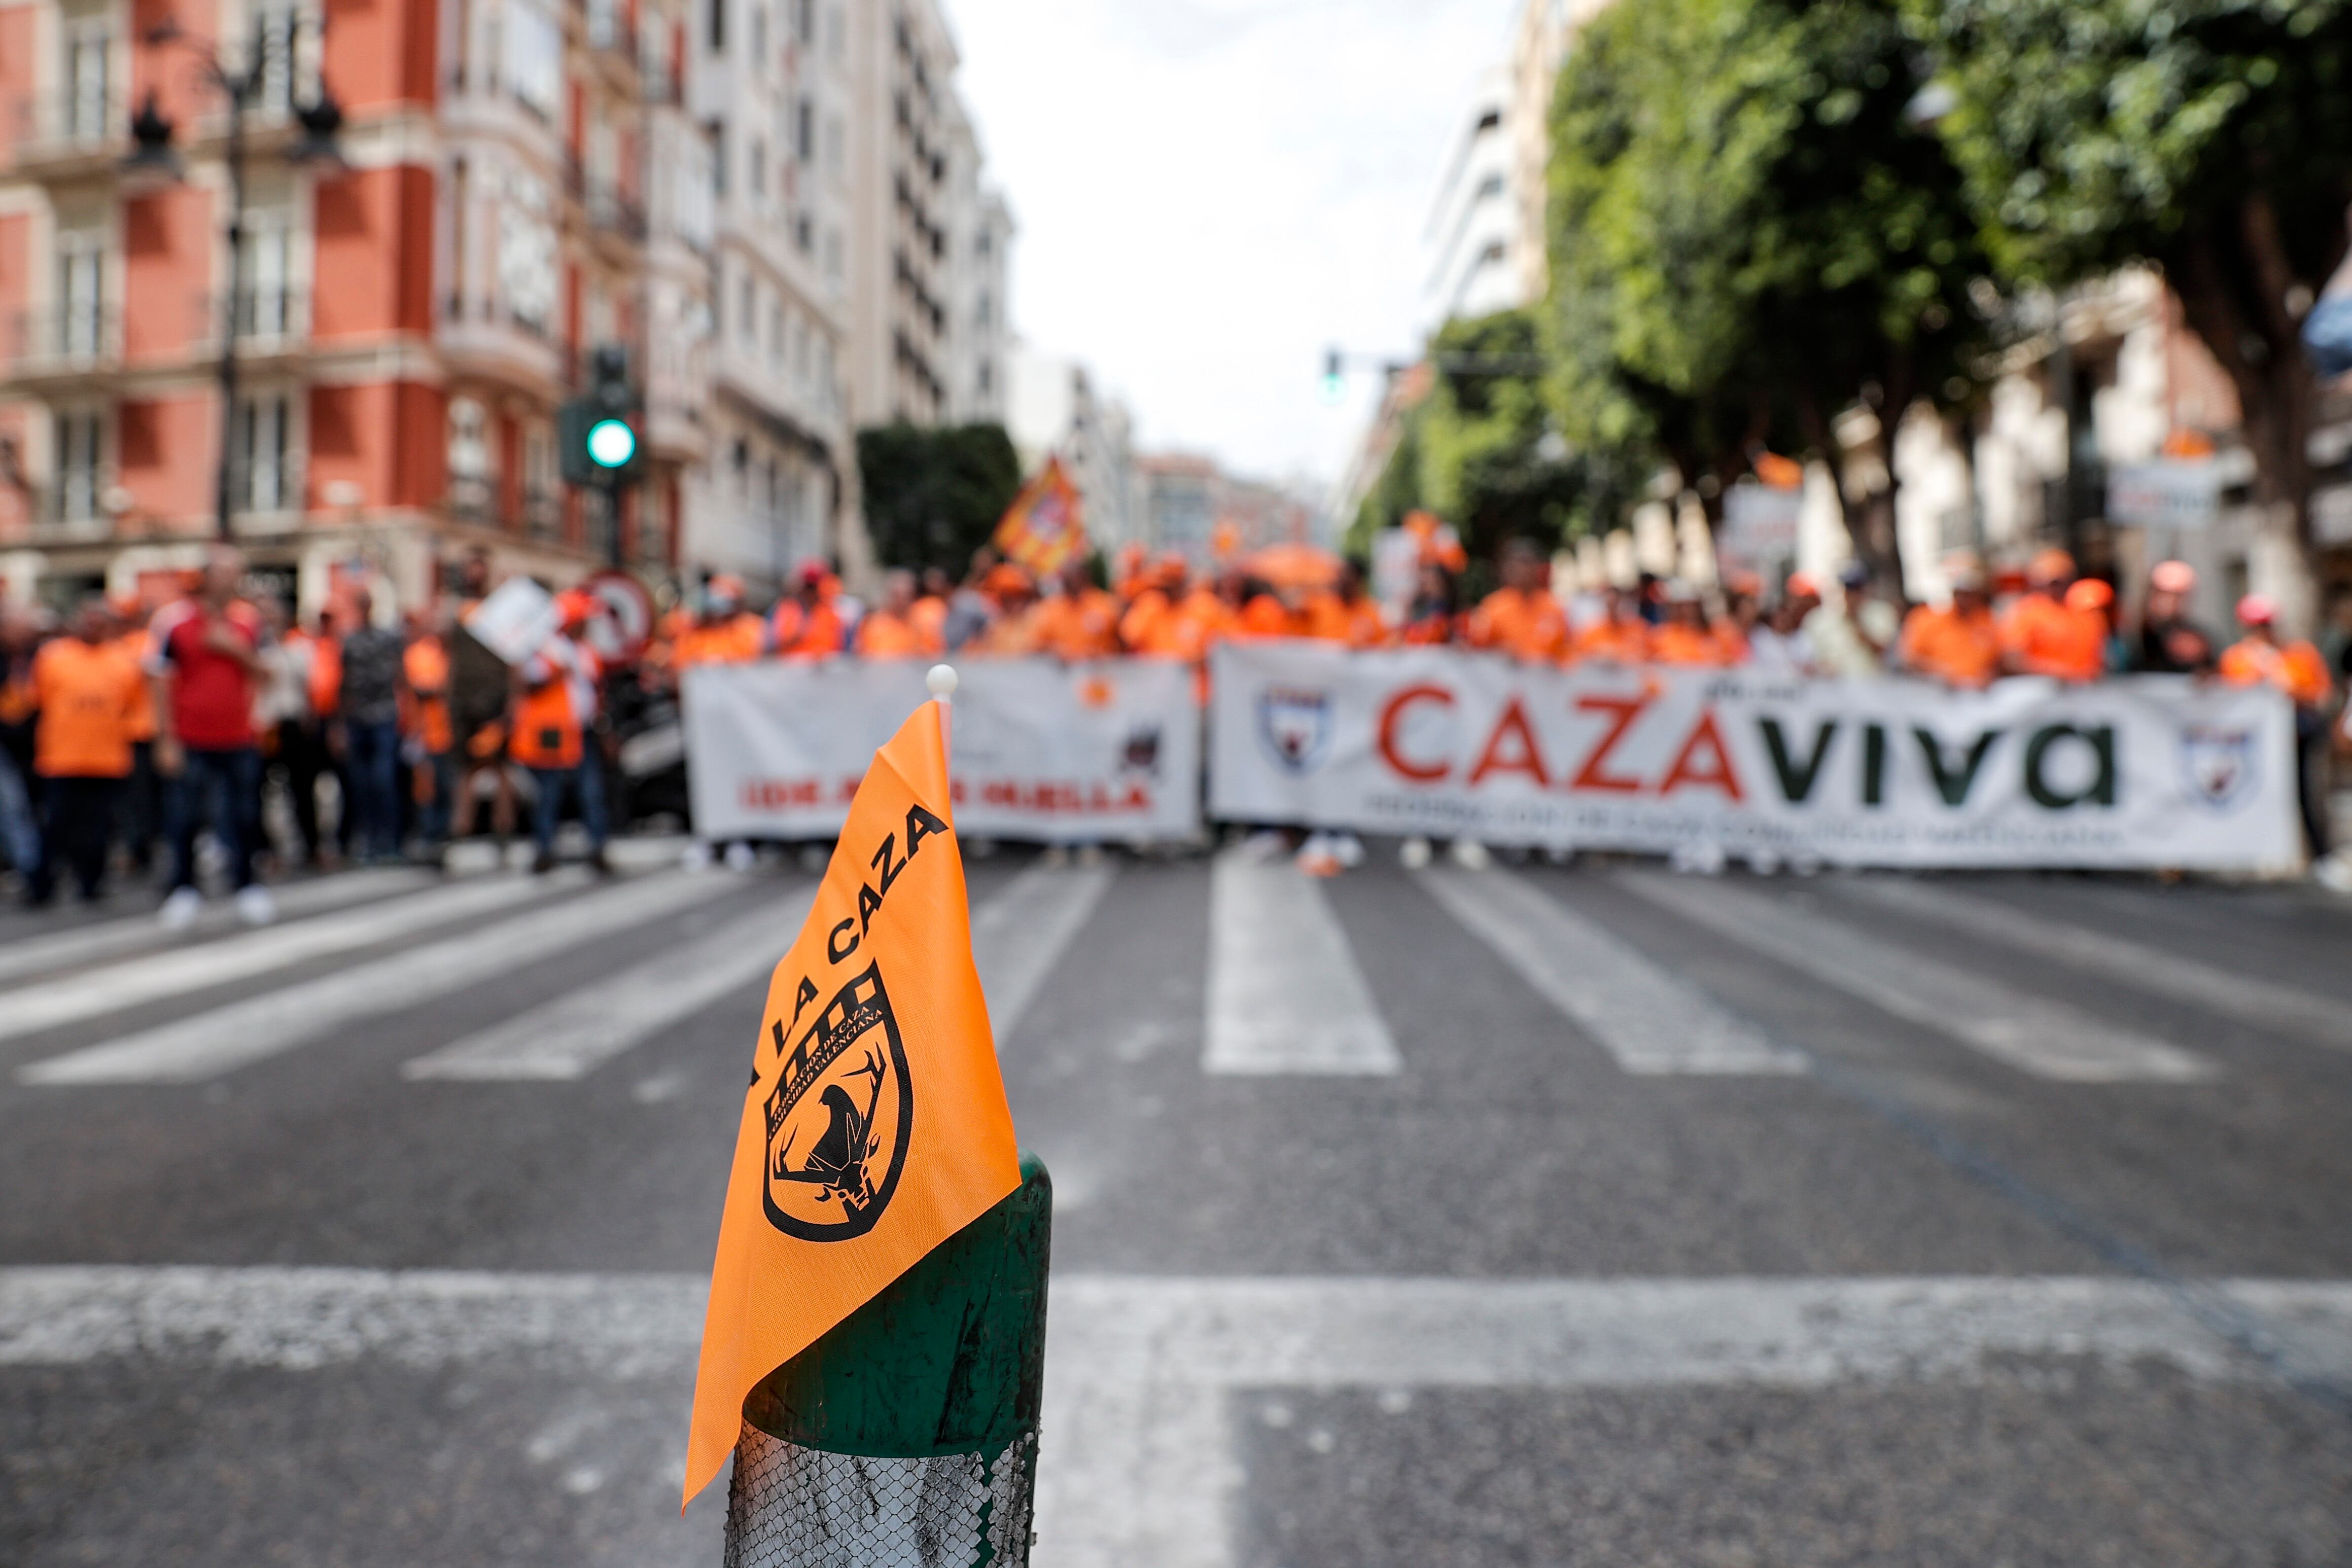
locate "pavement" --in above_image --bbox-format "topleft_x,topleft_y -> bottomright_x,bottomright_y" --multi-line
2,841 -> 2350,1566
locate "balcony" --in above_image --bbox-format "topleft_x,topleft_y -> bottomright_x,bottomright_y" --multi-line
522,487 -> 563,541
194,286 -> 312,367
5,306 -> 120,392
585,184 -> 648,245
9,91 -> 124,179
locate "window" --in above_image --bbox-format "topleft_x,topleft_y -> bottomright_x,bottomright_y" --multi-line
794,212 -> 813,254
54,230 -> 104,357
237,209 -> 295,338
252,0 -> 303,111
974,290 -> 991,329
748,137 -> 765,203
749,3 -> 765,65
497,171 -> 556,329
707,0 -> 724,51
62,18 -> 110,140
794,0 -> 814,46
234,394 -> 293,512
502,0 -> 562,118
54,408 -> 102,521
975,227 -> 991,259
976,359 -> 992,396
795,96 -> 814,163
823,111 -> 843,181
738,274 -> 753,338
768,296 -> 783,366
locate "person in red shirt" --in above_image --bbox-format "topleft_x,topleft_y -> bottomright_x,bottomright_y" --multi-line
27,595 -> 144,905
147,545 -> 273,927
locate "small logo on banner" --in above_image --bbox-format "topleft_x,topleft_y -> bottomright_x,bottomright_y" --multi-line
762,961 -> 914,1241
1258,686 -> 1333,774
2180,725 -> 2256,812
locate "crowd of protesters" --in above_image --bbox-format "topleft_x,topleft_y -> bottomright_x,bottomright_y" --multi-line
0,544 -> 627,920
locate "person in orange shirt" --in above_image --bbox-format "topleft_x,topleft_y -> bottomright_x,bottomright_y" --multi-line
402,611 -> 457,846
107,600 -> 162,873
909,567 -> 954,655
511,624 -> 609,874
854,570 -> 943,659
973,563 -> 1047,655
1117,556 -> 1190,654
2220,593 -> 2337,856
1898,568 -> 2004,688
1649,582 -> 1728,666
1236,579 -> 1300,640
1301,559 -> 1390,648
770,563 -> 848,657
2063,577 -> 2125,676
1034,562 -> 1124,661
672,577 -> 769,671
1398,563 -> 1462,646
1714,575 -> 1762,666
27,595 -> 144,904
1998,548 -> 2104,680
1572,584 -> 1652,664
1467,540 -> 1571,662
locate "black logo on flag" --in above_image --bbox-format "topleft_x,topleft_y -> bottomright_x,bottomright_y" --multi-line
761,961 -> 914,1241
1258,686 -> 1332,773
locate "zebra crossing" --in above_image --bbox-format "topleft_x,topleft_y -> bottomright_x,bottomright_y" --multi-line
0,847 -> 2325,1095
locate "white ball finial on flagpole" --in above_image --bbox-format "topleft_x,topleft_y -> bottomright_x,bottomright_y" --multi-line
926,664 -> 959,702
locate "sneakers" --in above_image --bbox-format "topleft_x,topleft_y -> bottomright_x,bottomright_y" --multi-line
158,886 -> 204,930
1398,835 -> 1433,870
680,840 -> 714,872
724,841 -> 758,873
1448,839 -> 1492,871
234,884 -> 277,926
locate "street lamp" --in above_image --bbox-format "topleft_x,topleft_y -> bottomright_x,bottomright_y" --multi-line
122,13 -> 344,541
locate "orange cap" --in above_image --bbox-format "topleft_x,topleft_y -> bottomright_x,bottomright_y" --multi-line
2064,579 -> 2114,612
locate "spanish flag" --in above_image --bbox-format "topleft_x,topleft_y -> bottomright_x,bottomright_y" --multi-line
683,696 -> 1021,1505
991,455 -> 1089,576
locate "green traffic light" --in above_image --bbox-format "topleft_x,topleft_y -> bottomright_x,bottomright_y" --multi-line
586,417 -> 638,470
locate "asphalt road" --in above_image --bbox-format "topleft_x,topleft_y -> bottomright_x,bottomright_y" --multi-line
3,840 -> 2350,1567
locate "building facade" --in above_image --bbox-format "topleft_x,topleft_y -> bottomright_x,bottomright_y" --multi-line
1420,69 -> 1517,329
1006,344 -> 1135,555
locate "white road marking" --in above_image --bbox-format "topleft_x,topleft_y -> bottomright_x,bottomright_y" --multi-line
1839,877 -> 2352,1051
1622,874 -> 2217,1084
0,867 -> 434,988
0,872 -> 563,1043
1419,868 -> 1805,1075
1205,850 -> 1399,1076
17,873 -> 720,1085
400,886 -> 816,1081
970,862 -> 1120,1045
4,1266 -> 2347,1568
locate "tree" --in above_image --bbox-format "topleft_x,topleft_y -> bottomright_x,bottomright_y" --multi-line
856,422 -> 1025,576
1910,0 -> 2352,615
1546,0 -> 1994,583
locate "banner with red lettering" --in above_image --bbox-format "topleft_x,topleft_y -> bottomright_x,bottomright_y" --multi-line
684,657 -> 1200,843
1209,642 -> 2301,870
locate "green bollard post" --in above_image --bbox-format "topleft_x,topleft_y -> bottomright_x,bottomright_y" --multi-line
724,1152 -> 1051,1568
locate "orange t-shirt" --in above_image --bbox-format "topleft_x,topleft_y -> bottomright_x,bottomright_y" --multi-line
1900,603 -> 2003,688
771,600 -> 846,658
1036,588 -> 1124,660
303,632 -> 343,717
1237,593 -> 1298,640
1649,622 -> 1725,667
32,636 -> 142,778
1468,587 -> 1571,662
403,636 -> 455,754
675,614 -> 767,669
854,610 -> 935,659
908,596 -> 949,654
1300,592 -> 1388,648
2219,637 -> 2333,706
1998,593 -> 2105,680
1572,618 -> 1652,665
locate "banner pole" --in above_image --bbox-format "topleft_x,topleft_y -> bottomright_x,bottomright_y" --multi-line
928,662 -> 958,760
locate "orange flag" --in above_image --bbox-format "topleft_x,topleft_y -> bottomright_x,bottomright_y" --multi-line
683,696 -> 1021,1505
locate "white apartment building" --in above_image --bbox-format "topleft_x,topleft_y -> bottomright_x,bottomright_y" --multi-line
681,0 -> 854,592
1421,70 -> 1520,329
1007,346 -> 1137,553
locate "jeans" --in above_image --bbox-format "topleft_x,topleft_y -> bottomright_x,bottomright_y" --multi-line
165,745 -> 261,894
121,739 -> 159,871
343,719 -> 403,860
31,775 -> 119,901
417,751 -> 456,844
0,750 -> 38,875
528,755 -> 608,857
273,719 -> 329,863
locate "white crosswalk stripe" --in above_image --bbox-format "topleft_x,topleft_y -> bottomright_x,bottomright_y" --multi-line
1837,876 -> 2352,1052
0,871 -> 565,1043
1205,850 -> 1399,1076
1420,867 -> 1806,1075
400,885 -> 818,1081
1621,873 -> 2217,1083
18,872 -> 723,1085
0,867 -> 433,988
971,862 -> 1120,1045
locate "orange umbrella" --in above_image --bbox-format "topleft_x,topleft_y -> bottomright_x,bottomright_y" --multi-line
1240,541 -> 1343,590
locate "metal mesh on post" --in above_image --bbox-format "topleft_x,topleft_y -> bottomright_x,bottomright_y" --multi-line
724,1421 -> 1039,1568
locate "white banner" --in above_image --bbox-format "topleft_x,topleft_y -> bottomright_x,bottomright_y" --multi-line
684,658 -> 1201,843
1209,642 -> 2300,870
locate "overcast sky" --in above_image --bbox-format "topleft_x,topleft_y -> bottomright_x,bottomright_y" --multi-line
941,0 -> 1522,496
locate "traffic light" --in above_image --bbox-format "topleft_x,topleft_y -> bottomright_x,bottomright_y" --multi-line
1319,348 -> 1345,405
559,344 -> 642,486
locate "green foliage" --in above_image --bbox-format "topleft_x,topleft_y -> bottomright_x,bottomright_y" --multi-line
857,422 -> 1025,576
1348,310 -> 1593,567
1543,0 -> 1993,570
